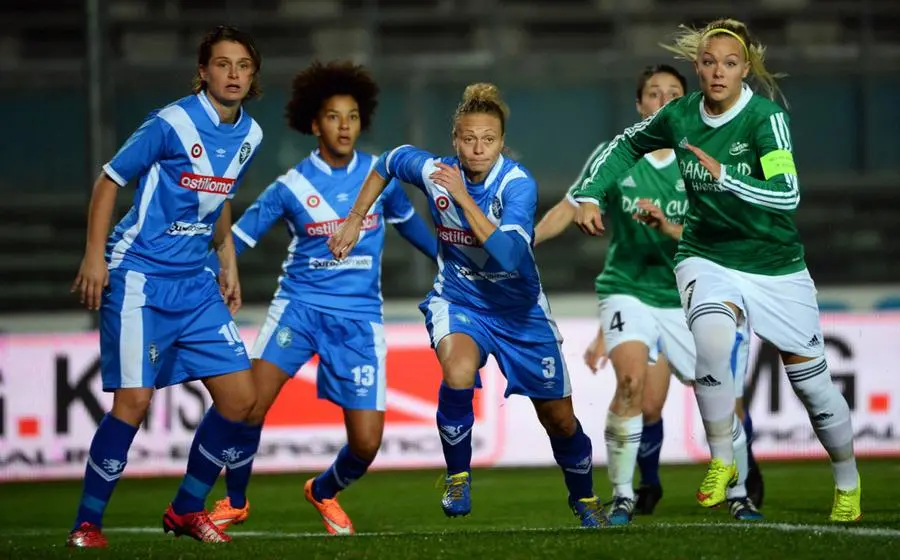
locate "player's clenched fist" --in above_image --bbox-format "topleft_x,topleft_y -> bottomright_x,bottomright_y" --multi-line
575,202 -> 605,236
328,212 -> 364,260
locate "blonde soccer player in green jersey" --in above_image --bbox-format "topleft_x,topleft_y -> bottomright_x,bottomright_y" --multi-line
536,65 -> 761,525
572,18 -> 861,522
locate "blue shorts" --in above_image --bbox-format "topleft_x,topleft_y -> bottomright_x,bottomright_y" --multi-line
420,294 -> 570,400
252,299 -> 387,411
99,269 -> 250,391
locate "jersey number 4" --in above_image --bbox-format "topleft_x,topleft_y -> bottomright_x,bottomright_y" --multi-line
609,311 -> 625,332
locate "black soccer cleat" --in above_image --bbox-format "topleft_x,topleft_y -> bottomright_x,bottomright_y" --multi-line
634,483 -> 663,515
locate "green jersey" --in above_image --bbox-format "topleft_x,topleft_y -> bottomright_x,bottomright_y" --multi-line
567,143 -> 686,308
573,84 -> 805,276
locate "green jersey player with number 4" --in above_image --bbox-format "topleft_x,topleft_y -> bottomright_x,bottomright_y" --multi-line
572,18 -> 861,523
536,65 -> 760,526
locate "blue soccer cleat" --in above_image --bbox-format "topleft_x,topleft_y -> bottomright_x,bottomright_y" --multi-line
441,472 -> 471,517
604,496 -> 636,526
569,496 -> 609,528
729,497 -> 764,521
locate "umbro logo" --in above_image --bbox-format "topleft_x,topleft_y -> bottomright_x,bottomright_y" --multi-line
729,141 -> 751,156
695,375 -> 721,387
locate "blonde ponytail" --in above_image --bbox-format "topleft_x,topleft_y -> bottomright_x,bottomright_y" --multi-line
661,18 -> 786,104
453,82 -> 510,133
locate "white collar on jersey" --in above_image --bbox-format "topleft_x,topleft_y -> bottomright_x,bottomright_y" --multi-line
197,91 -> 244,127
464,154 -> 505,188
643,150 -> 676,169
310,149 -> 359,176
699,82 -> 753,128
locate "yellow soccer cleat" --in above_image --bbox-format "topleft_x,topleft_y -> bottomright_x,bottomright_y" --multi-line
208,497 -> 250,530
696,458 -> 737,508
829,476 -> 862,522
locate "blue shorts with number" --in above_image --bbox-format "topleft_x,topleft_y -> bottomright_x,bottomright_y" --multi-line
252,299 -> 387,411
99,269 -> 251,391
420,293 -> 570,400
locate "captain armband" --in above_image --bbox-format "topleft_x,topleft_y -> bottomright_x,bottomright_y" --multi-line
760,149 -> 796,180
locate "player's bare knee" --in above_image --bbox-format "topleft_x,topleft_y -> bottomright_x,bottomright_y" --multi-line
217,390 -> 257,423
349,433 -> 382,463
440,362 -> 478,389
111,388 -> 153,426
534,399 -> 577,438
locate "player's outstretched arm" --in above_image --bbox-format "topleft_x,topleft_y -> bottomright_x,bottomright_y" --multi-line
572,104 -> 673,209
383,180 -> 438,261
330,167 -> 390,260
71,173 -> 119,311
534,197 -> 577,246
213,201 -> 241,314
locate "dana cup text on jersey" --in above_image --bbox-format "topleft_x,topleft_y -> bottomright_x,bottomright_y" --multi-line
178,172 -> 236,195
620,195 -> 688,224
306,214 -> 380,237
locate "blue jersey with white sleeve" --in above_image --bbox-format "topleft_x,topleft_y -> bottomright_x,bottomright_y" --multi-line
103,92 -> 263,276
229,150 -> 423,322
378,145 -> 548,317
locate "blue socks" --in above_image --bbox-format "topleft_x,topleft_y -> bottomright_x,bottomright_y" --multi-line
72,413 -> 139,530
225,422 -> 263,509
549,420 -> 594,501
436,383 -> 475,475
637,419 -> 664,486
312,445 -> 374,501
171,407 -> 247,515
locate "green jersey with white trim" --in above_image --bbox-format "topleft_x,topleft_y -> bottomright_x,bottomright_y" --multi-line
567,143 -> 685,308
573,84 -> 805,276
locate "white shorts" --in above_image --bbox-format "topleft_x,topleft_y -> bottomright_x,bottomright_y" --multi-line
599,293 -> 752,397
598,294 -> 696,384
675,256 -> 824,359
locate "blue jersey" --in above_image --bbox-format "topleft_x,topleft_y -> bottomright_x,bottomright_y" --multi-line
381,146 -> 545,315
232,150 -> 417,322
103,92 -> 262,277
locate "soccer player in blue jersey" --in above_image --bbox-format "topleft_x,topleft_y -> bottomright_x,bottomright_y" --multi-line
329,83 -> 606,527
67,26 -> 264,548
205,61 -> 436,535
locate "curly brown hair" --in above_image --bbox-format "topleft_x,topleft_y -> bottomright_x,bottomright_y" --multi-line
191,25 -> 262,100
285,60 -> 380,135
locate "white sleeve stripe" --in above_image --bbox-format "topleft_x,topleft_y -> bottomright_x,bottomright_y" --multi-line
385,144 -> 413,176
102,163 -> 128,187
724,177 -> 798,209
724,173 -> 798,199
777,113 -> 793,151
231,224 -> 257,248
386,207 -> 416,224
573,197 -> 601,206
500,224 -> 532,245
580,115 -> 656,190
770,113 -> 793,152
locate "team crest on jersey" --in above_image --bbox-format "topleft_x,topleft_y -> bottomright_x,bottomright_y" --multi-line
276,327 -> 292,348
490,196 -> 503,219
190,143 -> 203,158
435,195 -> 451,211
148,343 -> 160,366
729,141 -> 751,156
238,142 -> 252,164
306,195 -> 321,208
675,179 -> 686,192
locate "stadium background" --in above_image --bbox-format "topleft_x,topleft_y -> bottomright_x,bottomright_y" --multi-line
1,0 -> 898,480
